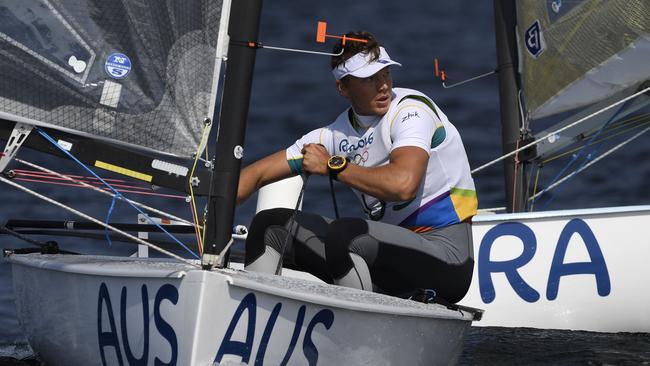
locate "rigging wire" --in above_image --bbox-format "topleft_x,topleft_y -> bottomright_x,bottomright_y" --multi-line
542,114 -> 650,165
35,128 -> 199,259
329,175 -> 340,219
466,86 -> 649,212
481,109 -> 645,214
275,174 -> 309,275
12,168 -> 153,187
189,198 -> 203,256
529,164 -> 542,212
12,174 -> 186,200
532,102 -> 624,210
0,225 -> 63,251
15,158 -> 193,225
530,113 -> 650,207
584,111 -> 650,137
510,139 -> 521,212
529,126 -> 650,204
471,86 -> 650,175
188,121 -> 212,256
0,175 -> 200,267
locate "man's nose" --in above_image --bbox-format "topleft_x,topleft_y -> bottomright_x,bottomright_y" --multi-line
377,76 -> 389,91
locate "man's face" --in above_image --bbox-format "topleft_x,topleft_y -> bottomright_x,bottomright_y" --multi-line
338,67 -> 393,116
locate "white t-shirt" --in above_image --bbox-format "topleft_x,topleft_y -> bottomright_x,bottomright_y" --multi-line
286,88 -> 477,231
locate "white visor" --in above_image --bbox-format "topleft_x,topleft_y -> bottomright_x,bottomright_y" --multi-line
332,46 -> 402,80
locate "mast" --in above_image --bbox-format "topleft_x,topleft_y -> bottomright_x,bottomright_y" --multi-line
493,0 -> 528,212
202,0 -> 264,268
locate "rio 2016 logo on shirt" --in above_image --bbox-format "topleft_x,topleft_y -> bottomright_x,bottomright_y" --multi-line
339,133 -> 374,153
105,53 -> 132,79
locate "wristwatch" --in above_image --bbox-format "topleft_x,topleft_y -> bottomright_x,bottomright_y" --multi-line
327,155 -> 349,179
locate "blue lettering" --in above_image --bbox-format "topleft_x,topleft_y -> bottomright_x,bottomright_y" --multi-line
121,285 -> 149,366
98,283 -> 124,366
154,284 -> 179,366
280,305 -> 306,366
546,218 -> 610,300
401,111 -> 419,123
215,293 -> 257,364
254,302 -> 282,366
338,133 -> 374,153
303,309 -> 335,366
216,294 -> 335,365
479,222 -> 540,303
97,283 -> 178,366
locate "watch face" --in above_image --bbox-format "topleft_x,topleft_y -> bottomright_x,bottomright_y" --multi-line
328,155 -> 347,171
330,156 -> 345,167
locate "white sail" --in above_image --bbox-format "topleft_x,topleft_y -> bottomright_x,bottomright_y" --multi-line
0,0 -> 230,157
516,0 -> 650,120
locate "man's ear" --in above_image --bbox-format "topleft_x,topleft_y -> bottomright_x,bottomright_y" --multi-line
336,80 -> 347,97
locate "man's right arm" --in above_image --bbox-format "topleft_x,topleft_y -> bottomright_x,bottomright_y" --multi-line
237,150 -> 294,205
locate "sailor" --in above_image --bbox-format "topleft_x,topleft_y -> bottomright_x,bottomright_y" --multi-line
237,31 -> 477,303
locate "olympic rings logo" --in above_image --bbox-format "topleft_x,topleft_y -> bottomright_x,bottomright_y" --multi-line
352,150 -> 369,166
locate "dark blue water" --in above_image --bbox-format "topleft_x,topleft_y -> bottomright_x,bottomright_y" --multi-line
4,327 -> 650,365
2,0 -> 650,364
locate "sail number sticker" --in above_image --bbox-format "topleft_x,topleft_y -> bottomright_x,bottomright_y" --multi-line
105,53 -> 132,79
524,20 -> 546,58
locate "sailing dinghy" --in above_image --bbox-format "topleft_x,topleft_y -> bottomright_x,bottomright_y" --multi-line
456,0 -> 650,332
0,0 -> 480,364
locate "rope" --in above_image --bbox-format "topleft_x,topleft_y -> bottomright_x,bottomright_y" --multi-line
529,126 -> 650,202
275,174 -> 309,275
535,106 -> 621,210
543,117 -> 650,164
11,168 -> 182,197
188,122 -> 211,255
583,111 -> 650,138
12,168 -> 153,187
529,165 -> 542,212
0,176 -> 200,267
532,94 -> 645,210
471,86 -> 650,175
510,139 -> 521,212
15,158 -> 194,225
1,225 -> 51,248
329,175 -> 340,219
35,129 -> 199,259
13,176 -> 186,199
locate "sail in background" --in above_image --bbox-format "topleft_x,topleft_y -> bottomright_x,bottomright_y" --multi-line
0,0 -> 230,157
517,0 -> 650,120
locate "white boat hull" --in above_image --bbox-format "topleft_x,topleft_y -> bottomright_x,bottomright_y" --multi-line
463,205 -> 650,332
9,254 -> 475,365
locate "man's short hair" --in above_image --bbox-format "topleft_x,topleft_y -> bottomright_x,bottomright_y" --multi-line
330,31 -> 381,71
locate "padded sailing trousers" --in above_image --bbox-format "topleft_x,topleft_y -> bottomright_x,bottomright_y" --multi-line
244,208 -> 474,303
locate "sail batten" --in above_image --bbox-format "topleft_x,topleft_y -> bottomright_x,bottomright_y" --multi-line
517,0 -> 650,120
0,0 -> 229,158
